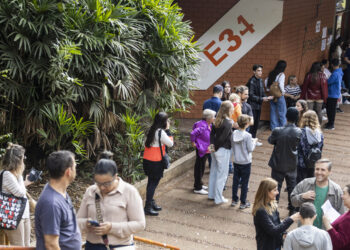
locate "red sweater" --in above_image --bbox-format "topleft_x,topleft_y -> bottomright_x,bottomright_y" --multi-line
300,72 -> 328,103
328,211 -> 350,250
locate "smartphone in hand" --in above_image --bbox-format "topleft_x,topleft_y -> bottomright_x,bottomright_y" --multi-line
88,220 -> 100,227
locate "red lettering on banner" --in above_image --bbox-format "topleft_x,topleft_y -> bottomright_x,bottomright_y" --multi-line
203,15 -> 254,67
238,15 -> 255,36
203,41 -> 228,66
219,29 -> 242,52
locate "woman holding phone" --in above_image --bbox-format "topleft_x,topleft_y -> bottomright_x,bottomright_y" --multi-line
77,159 -> 145,249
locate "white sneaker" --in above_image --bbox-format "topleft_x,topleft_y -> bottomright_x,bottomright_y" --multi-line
194,189 -> 208,195
321,108 -> 326,114
202,185 -> 208,190
342,92 -> 350,97
322,116 -> 328,121
256,141 -> 263,147
344,100 -> 350,104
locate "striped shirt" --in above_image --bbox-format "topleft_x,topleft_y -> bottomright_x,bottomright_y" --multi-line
285,85 -> 301,96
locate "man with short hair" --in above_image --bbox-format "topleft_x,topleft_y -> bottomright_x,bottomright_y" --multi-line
203,84 -> 223,113
325,58 -> 343,130
291,158 -> 344,229
284,202 -> 332,250
35,151 -> 81,250
269,107 -> 302,215
236,85 -> 254,126
246,64 -> 273,143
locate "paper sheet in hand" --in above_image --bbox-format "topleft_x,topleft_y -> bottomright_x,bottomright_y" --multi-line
322,200 -> 340,223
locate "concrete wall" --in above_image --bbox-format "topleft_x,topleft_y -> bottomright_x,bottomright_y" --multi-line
177,0 -> 336,120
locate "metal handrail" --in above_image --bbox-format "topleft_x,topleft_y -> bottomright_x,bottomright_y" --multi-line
134,236 -> 180,250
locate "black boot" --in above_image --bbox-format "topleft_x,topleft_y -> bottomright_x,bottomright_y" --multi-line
151,200 -> 162,211
144,202 -> 158,216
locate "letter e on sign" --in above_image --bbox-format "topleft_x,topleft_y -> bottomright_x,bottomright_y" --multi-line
203,41 -> 228,67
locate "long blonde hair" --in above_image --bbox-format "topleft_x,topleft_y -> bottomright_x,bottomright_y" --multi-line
300,110 -> 320,131
1,143 -> 25,176
214,101 -> 233,128
252,178 -> 278,216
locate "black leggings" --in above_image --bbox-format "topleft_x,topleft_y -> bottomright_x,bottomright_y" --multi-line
146,177 -> 161,204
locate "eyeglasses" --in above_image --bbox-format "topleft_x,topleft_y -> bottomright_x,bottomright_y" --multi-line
95,178 -> 115,188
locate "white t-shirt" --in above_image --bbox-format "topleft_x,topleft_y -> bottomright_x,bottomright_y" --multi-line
265,73 -> 286,95
149,129 -> 174,147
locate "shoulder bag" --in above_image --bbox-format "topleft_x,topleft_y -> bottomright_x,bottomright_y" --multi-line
265,74 -> 283,102
0,171 -> 27,230
158,130 -> 170,169
305,143 -> 322,168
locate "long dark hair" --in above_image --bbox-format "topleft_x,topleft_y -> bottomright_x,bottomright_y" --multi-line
308,62 -> 321,84
221,81 -> 231,101
330,37 -> 343,55
145,112 -> 168,147
267,60 -> 287,87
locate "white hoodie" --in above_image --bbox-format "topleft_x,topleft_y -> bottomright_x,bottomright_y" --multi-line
231,130 -> 256,164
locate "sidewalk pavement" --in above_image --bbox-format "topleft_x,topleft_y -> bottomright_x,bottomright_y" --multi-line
136,105 -> 350,249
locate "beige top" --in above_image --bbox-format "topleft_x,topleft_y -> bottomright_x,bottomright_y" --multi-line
77,178 -> 145,245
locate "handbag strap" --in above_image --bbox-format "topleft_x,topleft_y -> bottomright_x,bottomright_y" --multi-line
95,193 -> 110,250
0,170 -> 5,192
158,129 -> 164,159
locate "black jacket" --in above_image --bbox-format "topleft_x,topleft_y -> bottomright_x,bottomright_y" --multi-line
247,76 -> 266,110
268,123 -> 302,173
254,207 -> 293,250
210,119 -> 232,151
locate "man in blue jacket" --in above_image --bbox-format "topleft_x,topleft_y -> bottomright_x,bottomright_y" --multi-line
325,58 -> 343,130
203,84 -> 223,113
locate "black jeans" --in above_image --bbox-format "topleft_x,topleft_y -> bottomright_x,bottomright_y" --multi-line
271,169 -> 297,211
250,109 -> 261,138
194,150 -> 209,190
297,167 -> 314,184
232,163 -> 251,204
146,177 -> 161,204
326,97 -> 338,127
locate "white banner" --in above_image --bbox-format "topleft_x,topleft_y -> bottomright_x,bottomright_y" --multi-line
194,0 -> 283,90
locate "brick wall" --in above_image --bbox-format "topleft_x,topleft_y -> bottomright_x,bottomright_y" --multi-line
177,0 -> 336,119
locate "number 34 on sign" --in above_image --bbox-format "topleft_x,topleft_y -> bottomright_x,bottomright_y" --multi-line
203,15 -> 255,67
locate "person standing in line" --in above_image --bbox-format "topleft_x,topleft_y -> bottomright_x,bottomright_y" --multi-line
77,159 -> 145,249
35,150 -> 82,250
291,159 -> 345,229
143,112 -> 173,216
221,81 -> 231,101
231,114 -> 257,209
297,110 -> 324,183
325,58 -> 343,130
284,75 -> 301,108
321,59 -> 332,79
1,143 -> 33,246
247,64 -> 273,145
284,202 -> 332,250
190,109 -> 216,195
253,178 -> 300,250
208,101 -> 234,205
300,62 -> 328,125
203,84 -> 223,113
265,60 -> 288,130
268,107 -> 302,215
236,85 -> 254,127
295,99 -> 308,127
323,183 -> 350,250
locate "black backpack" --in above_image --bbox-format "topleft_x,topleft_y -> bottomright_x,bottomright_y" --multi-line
305,143 -> 322,168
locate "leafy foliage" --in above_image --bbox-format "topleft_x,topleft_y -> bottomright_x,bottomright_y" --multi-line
0,0 -> 200,179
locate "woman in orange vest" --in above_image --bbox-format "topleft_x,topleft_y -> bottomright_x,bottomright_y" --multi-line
143,112 -> 173,216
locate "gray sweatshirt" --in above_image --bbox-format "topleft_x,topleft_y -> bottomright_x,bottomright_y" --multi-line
284,225 -> 332,250
231,130 -> 256,164
305,127 -> 322,145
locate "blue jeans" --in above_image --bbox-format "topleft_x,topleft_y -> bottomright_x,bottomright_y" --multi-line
208,148 -> 230,204
270,96 -> 287,130
232,163 -> 251,204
